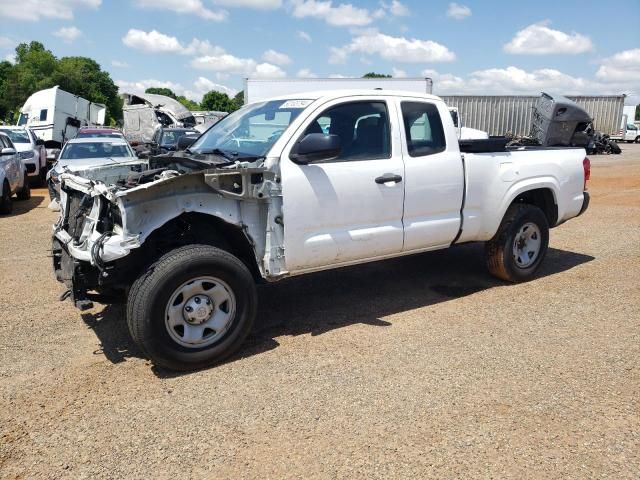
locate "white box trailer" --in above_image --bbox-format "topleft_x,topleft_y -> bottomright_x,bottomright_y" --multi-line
17,86 -> 106,157
439,95 -> 625,137
244,77 -> 433,104
610,105 -> 639,143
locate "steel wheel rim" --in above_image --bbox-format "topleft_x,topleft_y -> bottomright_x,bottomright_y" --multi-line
164,276 -> 236,349
512,222 -> 542,268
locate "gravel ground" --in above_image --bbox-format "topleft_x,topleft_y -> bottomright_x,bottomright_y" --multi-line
1,145 -> 639,479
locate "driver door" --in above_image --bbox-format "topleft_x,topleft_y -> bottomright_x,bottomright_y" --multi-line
280,98 -> 405,273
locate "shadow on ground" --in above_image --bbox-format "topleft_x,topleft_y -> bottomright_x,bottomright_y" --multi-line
79,244 -> 594,373
6,195 -> 45,217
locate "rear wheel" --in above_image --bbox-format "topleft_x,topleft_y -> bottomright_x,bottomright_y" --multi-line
127,244 -> 257,371
609,140 -> 621,154
0,181 -> 12,215
485,204 -> 549,282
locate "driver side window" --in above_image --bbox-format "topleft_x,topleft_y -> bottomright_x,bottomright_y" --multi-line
302,101 -> 391,161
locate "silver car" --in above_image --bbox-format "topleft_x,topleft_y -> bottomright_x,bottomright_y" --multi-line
48,137 -> 145,201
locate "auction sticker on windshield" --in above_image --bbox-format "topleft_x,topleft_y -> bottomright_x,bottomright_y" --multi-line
279,100 -> 313,109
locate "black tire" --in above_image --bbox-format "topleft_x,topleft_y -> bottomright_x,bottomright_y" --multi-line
127,244 -> 257,371
485,204 -> 549,282
609,141 -> 621,154
0,181 -> 12,215
16,174 -> 31,200
635,136 -> 640,144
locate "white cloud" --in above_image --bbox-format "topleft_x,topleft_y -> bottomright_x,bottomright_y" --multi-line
392,67 -> 407,78
133,0 -> 226,21
212,0 -> 282,8
116,77 -> 237,103
382,0 -> 408,16
297,30 -> 312,42
116,79 -> 185,96
596,49 -> 640,83
0,0 -> 100,21
4,53 -> 16,64
186,77 -> 237,100
111,60 -> 130,68
446,3 -> 470,20
330,31 -> 456,64
504,21 -> 593,55
183,39 -> 225,56
122,29 -> 183,53
191,53 -> 286,78
423,64 -> 638,104
262,49 -> 292,65
290,0 -> 373,27
296,68 -> 317,78
53,26 -> 82,43
253,63 -> 287,78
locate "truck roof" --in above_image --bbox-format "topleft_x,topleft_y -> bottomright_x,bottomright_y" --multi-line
264,89 -> 444,103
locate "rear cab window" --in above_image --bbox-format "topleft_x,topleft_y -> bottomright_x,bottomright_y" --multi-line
401,101 -> 446,157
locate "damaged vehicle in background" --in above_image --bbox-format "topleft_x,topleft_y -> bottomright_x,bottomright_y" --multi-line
0,126 -> 47,185
141,127 -> 200,157
53,91 -> 591,371
121,92 -> 196,154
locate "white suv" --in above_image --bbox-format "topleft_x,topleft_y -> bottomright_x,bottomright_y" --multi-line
0,126 -> 47,185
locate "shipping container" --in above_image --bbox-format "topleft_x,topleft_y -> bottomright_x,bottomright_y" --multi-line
439,95 -> 625,136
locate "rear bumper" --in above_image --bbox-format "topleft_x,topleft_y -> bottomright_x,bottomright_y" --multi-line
577,191 -> 590,217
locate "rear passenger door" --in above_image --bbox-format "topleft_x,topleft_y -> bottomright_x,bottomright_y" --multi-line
398,99 -> 465,251
280,98 -> 405,272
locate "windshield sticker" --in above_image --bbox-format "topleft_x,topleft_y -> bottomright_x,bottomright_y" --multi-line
280,100 -> 313,109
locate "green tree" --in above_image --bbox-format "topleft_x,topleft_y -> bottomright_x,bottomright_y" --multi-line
232,91 -> 244,110
145,87 -> 177,99
636,105 -> 640,121
200,90 -> 235,112
362,72 -> 391,78
176,95 -> 200,110
0,41 -> 122,124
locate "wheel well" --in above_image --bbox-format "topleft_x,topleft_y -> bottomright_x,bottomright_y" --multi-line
510,188 -> 558,227
150,212 -> 261,279
111,212 -> 262,288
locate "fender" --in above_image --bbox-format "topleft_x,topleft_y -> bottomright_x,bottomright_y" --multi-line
482,176 -> 560,240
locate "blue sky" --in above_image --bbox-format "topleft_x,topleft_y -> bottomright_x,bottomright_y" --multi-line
0,0 -> 639,104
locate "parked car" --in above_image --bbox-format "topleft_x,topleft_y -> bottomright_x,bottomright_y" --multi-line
74,127 -> 125,140
0,126 -> 47,184
0,131 -> 31,214
53,90 -> 590,371
147,127 -> 200,156
47,137 -> 145,202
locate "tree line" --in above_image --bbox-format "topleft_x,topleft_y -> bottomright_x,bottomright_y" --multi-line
0,41 -> 245,125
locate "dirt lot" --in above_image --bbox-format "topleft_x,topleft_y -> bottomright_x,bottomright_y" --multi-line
1,145 -> 639,479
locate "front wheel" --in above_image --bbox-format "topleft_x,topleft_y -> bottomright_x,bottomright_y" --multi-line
0,181 -> 13,215
16,174 -> 31,200
485,204 -> 549,282
127,245 -> 257,371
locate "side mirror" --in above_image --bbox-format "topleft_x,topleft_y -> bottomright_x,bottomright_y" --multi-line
289,133 -> 341,165
177,135 -> 198,151
1,147 -> 16,156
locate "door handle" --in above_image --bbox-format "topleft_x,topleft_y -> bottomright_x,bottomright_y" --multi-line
375,173 -> 403,184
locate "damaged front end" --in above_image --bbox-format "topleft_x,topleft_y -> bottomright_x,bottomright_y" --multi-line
52,153 -> 288,310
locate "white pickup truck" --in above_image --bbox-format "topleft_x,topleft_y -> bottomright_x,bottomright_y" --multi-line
52,90 -> 590,371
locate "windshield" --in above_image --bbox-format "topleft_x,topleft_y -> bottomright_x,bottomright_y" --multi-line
161,130 -> 198,146
17,113 -> 28,126
0,129 -> 30,143
189,99 -> 311,157
60,142 -> 134,160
